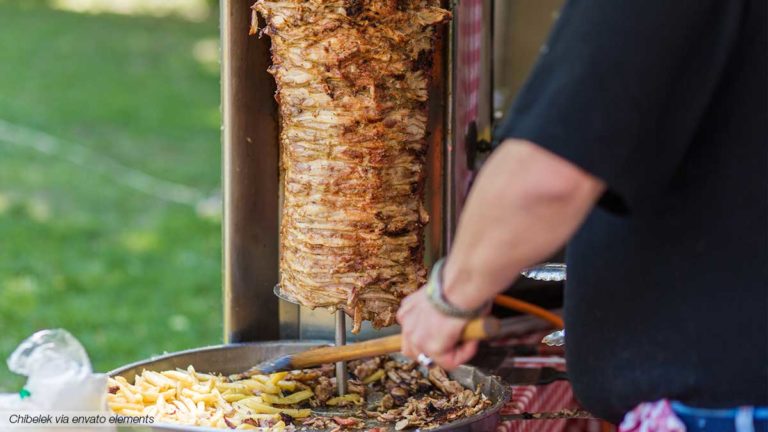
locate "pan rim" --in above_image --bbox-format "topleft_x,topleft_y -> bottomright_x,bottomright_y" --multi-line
108,341 -> 510,431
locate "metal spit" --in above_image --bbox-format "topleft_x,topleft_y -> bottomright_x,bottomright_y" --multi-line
221,0 -> 495,395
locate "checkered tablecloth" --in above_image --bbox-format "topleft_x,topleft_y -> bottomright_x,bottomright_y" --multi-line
470,329 -> 611,432
496,358 -> 603,432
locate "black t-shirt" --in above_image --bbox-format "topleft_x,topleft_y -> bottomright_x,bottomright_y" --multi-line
496,0 -> 768,423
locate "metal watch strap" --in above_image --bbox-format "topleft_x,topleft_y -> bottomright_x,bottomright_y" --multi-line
425,258 -> 488,319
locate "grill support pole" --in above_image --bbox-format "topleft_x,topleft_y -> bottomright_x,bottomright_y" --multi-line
335,310 -> 348,396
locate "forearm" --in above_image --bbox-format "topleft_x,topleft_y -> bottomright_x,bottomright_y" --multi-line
443,139 -> 605,310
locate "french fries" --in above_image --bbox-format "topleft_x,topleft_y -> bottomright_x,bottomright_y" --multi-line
277,380 -> 297,392
362,368 -> 385,384
325,393 -> 363,407
108,367 -> 314,430
261,389 -> 314,405
237,398 -> 311,418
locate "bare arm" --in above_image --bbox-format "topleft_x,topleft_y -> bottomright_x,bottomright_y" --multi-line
398,138 -> 604,369
443,139 -> 605,309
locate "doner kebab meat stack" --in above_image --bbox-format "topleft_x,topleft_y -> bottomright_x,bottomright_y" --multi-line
253,0 -> 450,332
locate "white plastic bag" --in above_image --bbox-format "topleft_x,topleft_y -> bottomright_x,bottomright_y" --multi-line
0,329 -> 113,430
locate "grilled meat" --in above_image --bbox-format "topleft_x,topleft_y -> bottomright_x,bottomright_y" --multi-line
350,357 -> 381,380
366,358 -> 492,430
332,416 -> 364,427
253,0 -> 450,332
289,363 -> 334,383
112,355 -> 491,430
347,378 -> 367,395
302,417 -> 336,429
314,376 -> 336,403
380,393 -> 395,410
428,365 -> 464,395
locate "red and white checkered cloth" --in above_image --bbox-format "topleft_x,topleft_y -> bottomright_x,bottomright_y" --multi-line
489,334 -> 610,432
497,357 -> 582,432
453,0 -> 484,215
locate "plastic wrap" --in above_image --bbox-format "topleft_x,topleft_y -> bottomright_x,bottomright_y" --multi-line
0,329 -> 111,430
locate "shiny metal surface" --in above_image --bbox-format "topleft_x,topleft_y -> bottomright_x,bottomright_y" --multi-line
293,307 -> 402,342
521,263 -> 567,282
110,342 -> 510,432
221,0 -> 280,343
273,283 -> 300,305
424,0 -> 450,263
520,264 -> 567,346
275,285 -> 375,395
274,284 -> 401,342
418,352 -> 435,368
334,312 -> 348,396
542,329 -> 566,347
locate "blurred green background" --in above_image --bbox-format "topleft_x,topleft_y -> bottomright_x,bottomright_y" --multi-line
0,0 -> 222,390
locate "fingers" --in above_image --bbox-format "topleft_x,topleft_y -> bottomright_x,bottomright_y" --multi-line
397,297 -> 410,326
432,341 -> 479,370
452,340 -> 479,367
397,289 -> 424,360
400,327 -> 417,359
401,323 -> 452,359
397,303 -> 411,358
400,319 -> 472,368
396,291 -> 416,323
399,319 -> 433,361
397,287 -> 473,367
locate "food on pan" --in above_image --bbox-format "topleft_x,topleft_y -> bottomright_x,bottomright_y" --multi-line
252,0 -> 451,332
107,355 -> 491,430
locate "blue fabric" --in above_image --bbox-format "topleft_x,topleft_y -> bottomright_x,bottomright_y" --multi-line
672,402 -> 768,432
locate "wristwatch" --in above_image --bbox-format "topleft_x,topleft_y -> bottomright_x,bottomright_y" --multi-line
425,258 -> 489,319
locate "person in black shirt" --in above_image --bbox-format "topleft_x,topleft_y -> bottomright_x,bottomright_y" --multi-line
397,0 -> 767,428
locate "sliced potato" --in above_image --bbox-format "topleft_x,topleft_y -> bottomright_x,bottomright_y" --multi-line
269,371 -> 289,385
326,393 -> 363,406
277,380 -> 297,392
238,399 -> 311,418
362,369 -> 385,384
261,389 -> 314,405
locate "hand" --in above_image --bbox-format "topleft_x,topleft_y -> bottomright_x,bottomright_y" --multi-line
396,287 -> 479,370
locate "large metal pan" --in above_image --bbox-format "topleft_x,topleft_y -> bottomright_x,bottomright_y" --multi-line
110,341 -> 509,431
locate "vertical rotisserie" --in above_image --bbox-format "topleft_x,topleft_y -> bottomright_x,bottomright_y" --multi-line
253,0 -> 450,332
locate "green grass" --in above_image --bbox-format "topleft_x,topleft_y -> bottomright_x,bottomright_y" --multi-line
0,1 -> 222,391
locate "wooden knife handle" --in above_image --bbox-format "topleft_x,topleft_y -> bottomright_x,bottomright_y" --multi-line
291,316 -> 501,369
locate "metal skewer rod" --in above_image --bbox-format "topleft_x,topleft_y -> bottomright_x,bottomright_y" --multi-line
334,310 -> 348,396
274,285 -> 350,395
